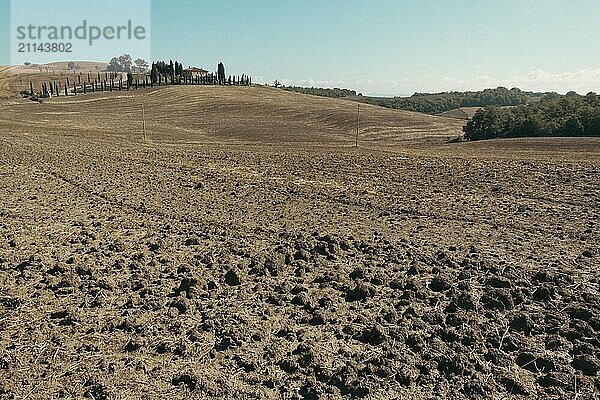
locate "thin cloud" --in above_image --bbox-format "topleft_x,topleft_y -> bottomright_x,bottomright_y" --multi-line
510,69 -> 600,94
278,78 -> 347,88
258,68 -> 600,96
411,69 -> 600,95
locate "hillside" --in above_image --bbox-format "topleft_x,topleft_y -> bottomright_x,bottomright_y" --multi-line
0,62 -> 112,99
436,107 -> 481,120
0,85 -> 465,145
7,61 -> 108,74
0,67 -> 15,98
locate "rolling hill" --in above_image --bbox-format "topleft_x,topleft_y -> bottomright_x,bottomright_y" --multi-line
436,107 -> 481,120
0,85 -> 465,145
0,62 -> 112,99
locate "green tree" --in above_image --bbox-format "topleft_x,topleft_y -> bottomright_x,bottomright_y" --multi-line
134,58 -> 149,73
150,62 -> 158,83
118,54 -> 133,72
217,62 -> 226,84
107,57 -> 120,72
464,93 -> 600,140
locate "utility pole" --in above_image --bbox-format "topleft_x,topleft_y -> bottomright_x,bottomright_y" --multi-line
355,104 -> 360,148
141,99 -> 147,141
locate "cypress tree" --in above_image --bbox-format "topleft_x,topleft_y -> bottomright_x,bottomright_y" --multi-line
217,62 -> 226,84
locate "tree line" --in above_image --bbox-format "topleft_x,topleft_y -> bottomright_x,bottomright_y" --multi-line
150,60 -> 183,83
357,87 -> 547,114
278,85 -> 549,114
463,92 -> 600,140
280,86 -> 358,98
24,59 -> 251,102
107,55 -> 248,86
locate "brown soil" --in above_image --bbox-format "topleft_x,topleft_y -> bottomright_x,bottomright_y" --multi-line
0,86 -> 598,399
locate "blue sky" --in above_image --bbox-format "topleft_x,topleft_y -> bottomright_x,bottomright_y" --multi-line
2,0 -> 600,95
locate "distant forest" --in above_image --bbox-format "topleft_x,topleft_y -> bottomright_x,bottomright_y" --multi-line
280,86 -> 548,114
281,86 -> 357,98
463,92 -> 600,140
358,87 -> 547,114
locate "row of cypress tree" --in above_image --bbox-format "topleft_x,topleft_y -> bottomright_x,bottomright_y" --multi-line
149,61 -> 229,84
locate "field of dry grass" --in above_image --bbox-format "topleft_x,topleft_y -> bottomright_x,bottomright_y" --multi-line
0,85 -> 465,144
437,107 -> 481,120
0,62 -> 114,99
0,85 -> 599,399
0,67 -> 17,98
